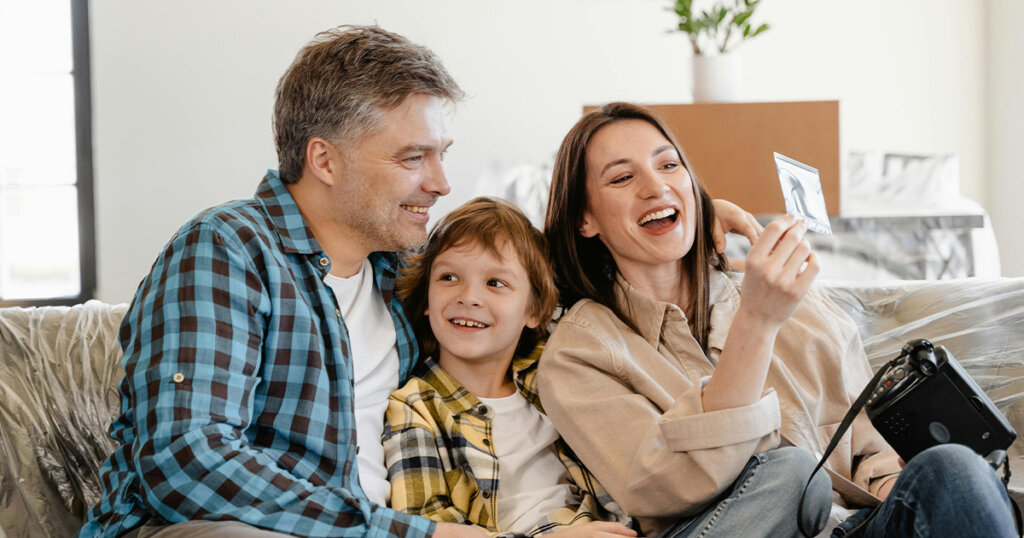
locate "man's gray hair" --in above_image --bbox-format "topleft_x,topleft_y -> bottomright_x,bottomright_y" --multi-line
273,25 -> 464,184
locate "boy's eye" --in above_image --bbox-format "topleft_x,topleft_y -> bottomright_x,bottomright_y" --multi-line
439,273 -> 458,282
487,278 -> 508,288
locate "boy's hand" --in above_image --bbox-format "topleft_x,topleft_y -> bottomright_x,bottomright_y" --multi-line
433,522 -> 488,538
549,521 -> 638,537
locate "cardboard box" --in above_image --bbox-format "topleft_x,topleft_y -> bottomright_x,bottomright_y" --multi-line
583,101 -> 840,215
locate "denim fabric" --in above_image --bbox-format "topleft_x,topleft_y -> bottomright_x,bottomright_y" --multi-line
656,446 -> 831,538
832,444 -> 1016,537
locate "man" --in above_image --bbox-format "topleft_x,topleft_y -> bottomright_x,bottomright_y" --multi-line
81,26 -> 483,538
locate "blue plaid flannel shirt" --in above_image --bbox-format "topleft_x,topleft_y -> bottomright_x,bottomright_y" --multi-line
80,170 -> 435,538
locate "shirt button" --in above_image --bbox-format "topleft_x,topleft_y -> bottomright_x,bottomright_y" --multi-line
481,491 -> 491,499
477,405 -> 489,415
172,373 -> 185,383
319,257 -> 329,267
335,308 -> 342,318
482,438 -> 491,446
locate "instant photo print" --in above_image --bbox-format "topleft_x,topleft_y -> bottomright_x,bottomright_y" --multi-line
774,152 -> 832,235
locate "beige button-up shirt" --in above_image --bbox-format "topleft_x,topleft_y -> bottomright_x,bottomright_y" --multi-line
538,270 -> 901,535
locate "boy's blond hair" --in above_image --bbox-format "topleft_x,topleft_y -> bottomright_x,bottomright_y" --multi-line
398,197 -> 557,359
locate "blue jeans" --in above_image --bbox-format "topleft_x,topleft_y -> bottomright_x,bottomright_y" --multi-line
832,444 -> 1016,537
656,446 -> 832,537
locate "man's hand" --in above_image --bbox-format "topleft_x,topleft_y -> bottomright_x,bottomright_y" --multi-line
711,199 -> 763,255
432,522 -> 488,538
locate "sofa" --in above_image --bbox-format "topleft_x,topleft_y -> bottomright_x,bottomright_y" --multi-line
2,279 -> 1023,538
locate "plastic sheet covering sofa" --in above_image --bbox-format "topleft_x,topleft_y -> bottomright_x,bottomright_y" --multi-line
1,280 -> 1023,537
0,301 -> 127,538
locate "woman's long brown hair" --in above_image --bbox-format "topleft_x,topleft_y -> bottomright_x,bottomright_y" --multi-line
544,102 -> 729,351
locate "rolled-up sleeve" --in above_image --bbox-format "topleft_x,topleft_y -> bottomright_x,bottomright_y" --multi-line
660,382 -> 780,452
538,315 -> 781,519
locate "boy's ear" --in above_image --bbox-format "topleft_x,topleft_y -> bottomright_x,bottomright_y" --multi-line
525,313 -> 541,330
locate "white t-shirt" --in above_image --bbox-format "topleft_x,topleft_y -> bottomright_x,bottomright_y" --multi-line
478,391 -> 580,532
323,259 -> 399,507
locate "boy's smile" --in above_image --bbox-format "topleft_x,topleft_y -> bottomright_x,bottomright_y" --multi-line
427,241 -> 539,379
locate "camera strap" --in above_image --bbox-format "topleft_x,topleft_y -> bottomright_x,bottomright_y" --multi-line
797,356 -> 1024,538
797,359 -> 891,537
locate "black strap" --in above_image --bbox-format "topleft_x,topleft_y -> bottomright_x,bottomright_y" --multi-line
1000,458 -> 1024,537
798,361 -> 892,537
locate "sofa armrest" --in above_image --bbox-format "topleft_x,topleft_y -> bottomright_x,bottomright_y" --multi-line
820,277 -> 1024,489
0,300 -> 128,538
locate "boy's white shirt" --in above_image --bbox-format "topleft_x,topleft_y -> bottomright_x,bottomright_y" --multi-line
478,391 -> 579,531
324,258 -> 399,507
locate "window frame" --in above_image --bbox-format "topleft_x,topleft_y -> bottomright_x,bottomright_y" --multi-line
0,0 -> 96,308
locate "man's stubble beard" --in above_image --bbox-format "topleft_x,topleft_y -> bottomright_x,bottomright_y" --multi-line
335,169 -> 428,254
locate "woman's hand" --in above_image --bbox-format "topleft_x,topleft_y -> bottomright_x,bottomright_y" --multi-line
548,521 -> 638,538
738,214 -> 819,331
711,199 -> 763,254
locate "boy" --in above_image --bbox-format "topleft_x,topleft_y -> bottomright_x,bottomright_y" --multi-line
383,197 -> 636,537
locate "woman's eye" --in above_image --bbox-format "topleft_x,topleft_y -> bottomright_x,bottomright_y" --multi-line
662,162 -> 679,170
610,175 -> 632,185
487,279 -> 507,288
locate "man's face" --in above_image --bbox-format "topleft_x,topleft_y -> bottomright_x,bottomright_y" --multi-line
332,94 -> 452,253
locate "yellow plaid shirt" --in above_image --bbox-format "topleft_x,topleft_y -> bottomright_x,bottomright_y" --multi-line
383,346 -> 627,537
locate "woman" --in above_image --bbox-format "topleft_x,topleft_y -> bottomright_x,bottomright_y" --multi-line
538,102 -> 1015,537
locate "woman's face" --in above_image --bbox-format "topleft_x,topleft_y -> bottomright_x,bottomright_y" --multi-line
580,119 -> 697,276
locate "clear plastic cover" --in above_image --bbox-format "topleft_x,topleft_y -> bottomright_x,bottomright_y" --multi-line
822,277 -> 1024,491
0,301 -> 126,537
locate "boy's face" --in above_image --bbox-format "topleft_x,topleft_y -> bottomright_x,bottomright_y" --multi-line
427,241 -> 539,368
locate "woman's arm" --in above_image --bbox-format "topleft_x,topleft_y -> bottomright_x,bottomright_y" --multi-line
538,317 -> 782,518
702,215 -> 818,412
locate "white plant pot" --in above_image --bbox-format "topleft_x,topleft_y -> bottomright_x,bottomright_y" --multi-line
692,53 -> 742,103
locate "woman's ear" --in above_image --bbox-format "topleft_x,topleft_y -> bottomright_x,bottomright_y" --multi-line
579,212 -> 599,238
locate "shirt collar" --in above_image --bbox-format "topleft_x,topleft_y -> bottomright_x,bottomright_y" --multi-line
612,269 -> 740,351
417,343 -> 545,418
254,169 -> 322,255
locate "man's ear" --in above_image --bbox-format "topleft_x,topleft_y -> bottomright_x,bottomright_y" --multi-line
579,212 -> 599,238
305,137 -> 341,187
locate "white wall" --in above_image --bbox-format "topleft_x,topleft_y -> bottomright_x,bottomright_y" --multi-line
90,0 -> 994,302
987,0 -> 1024,277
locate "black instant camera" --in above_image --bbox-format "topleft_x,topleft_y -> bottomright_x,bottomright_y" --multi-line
865,339 -> 1017,461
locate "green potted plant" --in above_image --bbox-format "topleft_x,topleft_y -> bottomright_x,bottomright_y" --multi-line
669,0 -> 770,102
